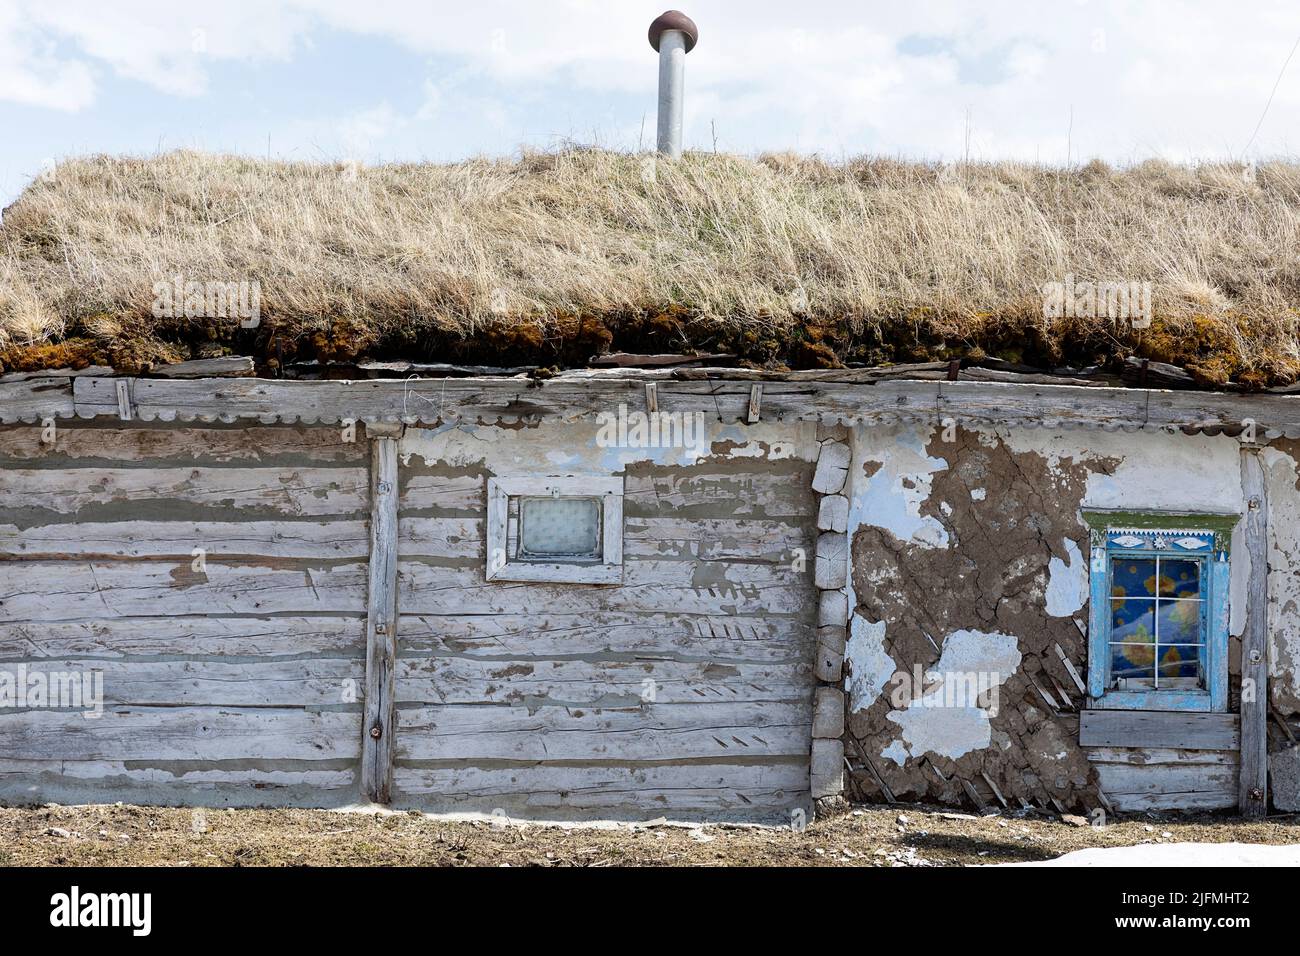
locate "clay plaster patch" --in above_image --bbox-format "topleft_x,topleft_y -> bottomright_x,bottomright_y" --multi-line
883,629 -> 1022,763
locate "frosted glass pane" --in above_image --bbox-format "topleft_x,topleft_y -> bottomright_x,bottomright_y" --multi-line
519,497 -> 600,558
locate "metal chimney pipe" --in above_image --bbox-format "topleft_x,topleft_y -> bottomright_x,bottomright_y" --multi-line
648,11 -> 699,159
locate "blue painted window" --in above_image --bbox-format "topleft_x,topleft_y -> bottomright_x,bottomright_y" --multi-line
1084,516 -> 1235,712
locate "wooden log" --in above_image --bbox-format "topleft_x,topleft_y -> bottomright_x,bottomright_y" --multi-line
817,589 -> 849,628
811,441 -> 850,494
394,612 -> 812,663
0,466 -> 369,517
393,657 -> 812,705
817,494 -> 848,533
0,519 -> 371,559
397,561 -> 810,616
814,625 -> 847,683
148,356 -> 255,378
0,706 -> 361,761
395,701 -> 811,761
63,373 -> 1300,434
814,532 -> 848,590
1085,747 -> 1240,766
390,761 -> 807,814
0,616 -> 364,660
810,737 -> 845,799
1093,762 -> 1238,811
0,378 -> 73,423
1239,446 -> 1269,817
429,515 -> 805,567
0,561 -> 369,620
7,658 -> 362,706
812,686 -> 845,738
0,424 -> 362,464
1079,710 -> 1240,750
361,436 -> 399,804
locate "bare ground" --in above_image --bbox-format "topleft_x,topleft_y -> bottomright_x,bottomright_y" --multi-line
2,803 -> 1300,867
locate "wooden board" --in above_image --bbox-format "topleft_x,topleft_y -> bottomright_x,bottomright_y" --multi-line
393,657 -> 812,706
1239,447 -> 1269,815
394,701 -> 812,762
361,437 -> 399,803
51,372 -> 1300,435
391,761 -> 808,815
0,616 -> 364,660
0,466 -> 368,517
8,658 -> 363,706
0,424 -> 363,464
0,561 -> 369,619
0,520 -> 370,559
0,378 -> 73,423
396,561 -> 810,616
395,612 -> 812,663
1079,710 -> 1240,750
0,706 -> 361,761
1091,762 -> 1239,811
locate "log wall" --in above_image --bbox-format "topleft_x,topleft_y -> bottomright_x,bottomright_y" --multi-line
390,431 -> 819,820
0,422 -> 368,806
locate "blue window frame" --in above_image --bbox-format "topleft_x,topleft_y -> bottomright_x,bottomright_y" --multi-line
1083,512 -> 1238,713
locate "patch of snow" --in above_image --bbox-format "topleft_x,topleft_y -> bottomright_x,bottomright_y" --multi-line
999,842 -> 1300,867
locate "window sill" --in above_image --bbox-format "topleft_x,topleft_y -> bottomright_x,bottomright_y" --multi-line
1087,690 -> 1215,713
485,561 -> 623,585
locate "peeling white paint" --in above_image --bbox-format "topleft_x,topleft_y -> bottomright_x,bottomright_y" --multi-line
881,739 -> 909,767
848,425 -> 950,549
399,420 -> 819,472
970,487 -> 987,501
1045,538 -> 1088,617
846,616 -> 896,713
882,629 -> 1022,763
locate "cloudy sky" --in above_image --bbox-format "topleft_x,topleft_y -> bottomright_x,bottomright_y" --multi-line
2,0 -> 1298,206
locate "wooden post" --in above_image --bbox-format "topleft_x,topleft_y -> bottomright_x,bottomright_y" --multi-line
1239,445 -> 1269,817
361,430 -> 400,803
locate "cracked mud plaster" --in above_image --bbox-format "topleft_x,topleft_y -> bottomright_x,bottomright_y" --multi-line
846,428 -> 1117,811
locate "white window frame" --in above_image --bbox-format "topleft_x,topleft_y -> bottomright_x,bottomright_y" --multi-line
486,476 -> 624,584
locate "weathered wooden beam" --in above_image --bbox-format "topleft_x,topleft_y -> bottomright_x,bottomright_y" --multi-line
1239,446 -> 1269,817
361,436 -> 399,804
55,373 -> 1300,433
0,377 -> 73,423
148,356 -> 255,378
1079,710 -> 1240,750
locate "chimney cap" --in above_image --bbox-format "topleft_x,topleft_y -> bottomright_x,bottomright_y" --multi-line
648,10 -> 698,53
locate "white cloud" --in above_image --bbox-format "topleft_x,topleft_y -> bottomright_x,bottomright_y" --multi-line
0,0 -> 1298,162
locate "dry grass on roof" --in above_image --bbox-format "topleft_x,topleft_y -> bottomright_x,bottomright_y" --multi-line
2,148 -> 1300,385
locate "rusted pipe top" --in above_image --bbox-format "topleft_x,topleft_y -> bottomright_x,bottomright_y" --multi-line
648,10 -> 699,53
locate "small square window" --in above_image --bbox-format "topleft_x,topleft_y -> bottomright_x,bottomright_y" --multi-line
1083,511 -> 1238,713
486,477 -> 623,584
519,497 -> 601,559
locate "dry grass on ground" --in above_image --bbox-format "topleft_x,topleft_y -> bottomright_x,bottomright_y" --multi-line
3,150 -> 1300,383
3,803 -> 1299,867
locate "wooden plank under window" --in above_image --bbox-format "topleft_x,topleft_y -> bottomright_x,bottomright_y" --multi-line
1079,709 -> 1239,750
